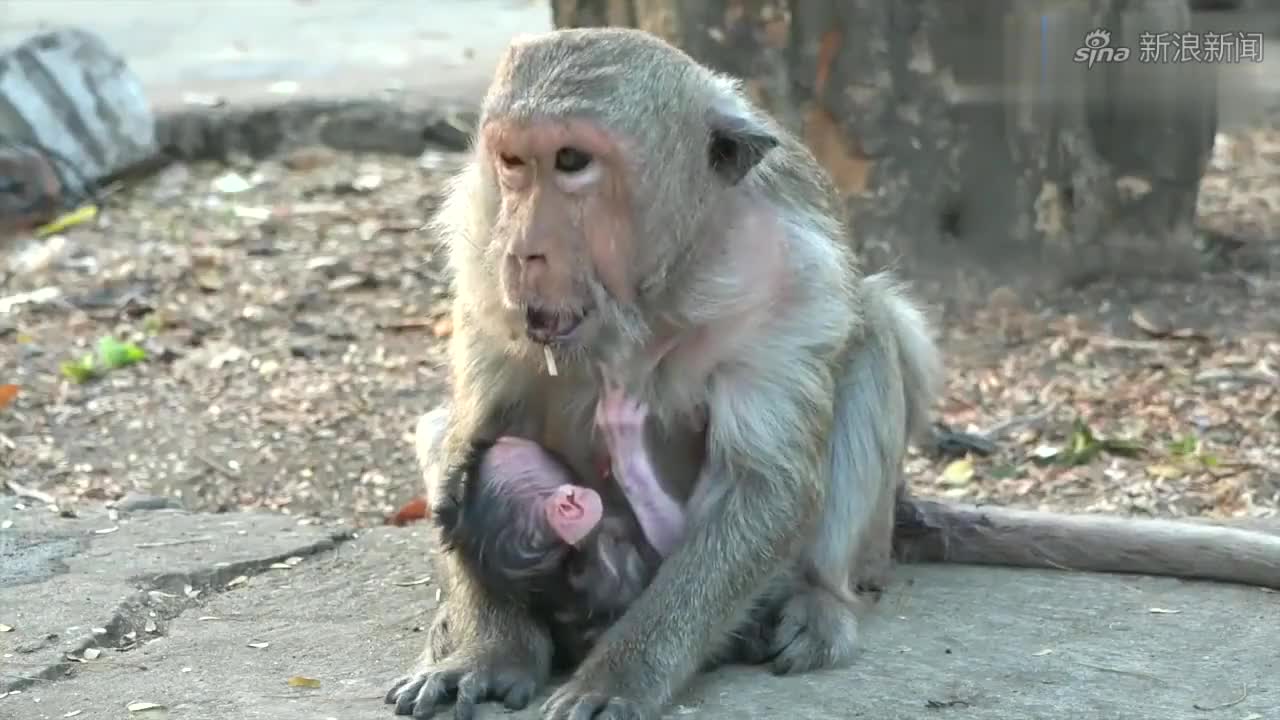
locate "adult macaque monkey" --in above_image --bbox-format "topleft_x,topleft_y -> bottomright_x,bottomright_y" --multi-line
387,26 -> 931,720
386,26 -> 1280,720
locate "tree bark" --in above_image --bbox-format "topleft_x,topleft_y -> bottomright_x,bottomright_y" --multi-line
551,0 -> 1219,300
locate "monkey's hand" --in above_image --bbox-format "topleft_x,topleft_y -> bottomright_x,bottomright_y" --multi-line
386,599 -> 551,719
541,668 -> 660,720
593,375 -> 648,451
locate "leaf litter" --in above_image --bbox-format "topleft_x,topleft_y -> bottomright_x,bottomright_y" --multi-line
0,134 -> 1275,531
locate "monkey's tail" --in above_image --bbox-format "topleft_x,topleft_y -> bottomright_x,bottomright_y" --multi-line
860,272 -> 944,441
894,496 -> 1280,590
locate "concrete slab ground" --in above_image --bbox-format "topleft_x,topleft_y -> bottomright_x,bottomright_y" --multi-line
2,502 -> 1277,720
1,3 -> 1279,719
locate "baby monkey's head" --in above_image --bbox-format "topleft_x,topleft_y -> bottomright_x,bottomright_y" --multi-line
437,437 -> 604,598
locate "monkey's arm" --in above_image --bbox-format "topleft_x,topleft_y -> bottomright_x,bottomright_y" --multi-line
596,381 -> 686,557
546,376 -> 828,716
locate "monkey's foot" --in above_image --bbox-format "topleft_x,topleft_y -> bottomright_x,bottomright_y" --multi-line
767,586 -> 860,675
541,672 -> 658,720
385,648 -> 541,718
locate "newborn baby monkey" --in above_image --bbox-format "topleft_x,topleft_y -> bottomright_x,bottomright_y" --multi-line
431,386 -> 686,663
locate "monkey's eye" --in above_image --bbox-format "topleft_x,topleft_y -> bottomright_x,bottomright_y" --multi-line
499,153 -> 525,168
553,147 -> 592,174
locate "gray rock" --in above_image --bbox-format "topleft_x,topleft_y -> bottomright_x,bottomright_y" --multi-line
113,493 -> 185,513
0,27 -> 157,197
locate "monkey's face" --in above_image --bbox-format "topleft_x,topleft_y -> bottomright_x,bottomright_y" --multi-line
481,119 -> 643,353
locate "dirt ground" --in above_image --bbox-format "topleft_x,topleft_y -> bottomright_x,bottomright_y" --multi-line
1,128 -> 1277,529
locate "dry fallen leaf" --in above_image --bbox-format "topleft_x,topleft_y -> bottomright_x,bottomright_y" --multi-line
1130,306 -> 1171,337
1146,464 -> 1184,480
82,648 -> 101,660
94,526 -> 120,535
938,458 -> 975,487
1032,649 -> 1054,656
287,676 -> 322,688
1148,607 -> 1181,614
0,624 -> 13,632
0,384 -> 17,410
392,576 -> 433,587
1030,445 -> 1060,460
126,701 -> 167,713
247,640 -> 270,649
144,620 -> 157,633
432,317 -> 453,338
388,496 -> 429,526
226,575 -> 249,588
64,710 -> 83,717
7,479 -> 57,505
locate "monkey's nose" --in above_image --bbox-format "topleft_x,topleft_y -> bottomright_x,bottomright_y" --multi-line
512,252 -> 547,285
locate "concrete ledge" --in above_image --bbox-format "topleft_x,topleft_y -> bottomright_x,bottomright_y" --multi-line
154,96 -> 476,162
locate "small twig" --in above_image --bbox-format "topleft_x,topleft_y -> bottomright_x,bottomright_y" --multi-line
134,536 -> 214,549
1205,462 -> 1258,481
1074,659 -> 1168,685
5,479 -> 57,505
1193,682 -> 1248,711
194,453 -> 239,480
1194,370 -> 1274,386
1089,336 -> 1175,353
391,576 -> 433,587
979,404 -> 1057,439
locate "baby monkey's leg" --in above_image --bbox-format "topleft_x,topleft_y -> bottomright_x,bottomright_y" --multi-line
594,380 -> 686,557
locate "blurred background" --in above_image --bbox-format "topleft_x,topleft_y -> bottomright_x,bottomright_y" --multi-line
0,0 -> 1277,531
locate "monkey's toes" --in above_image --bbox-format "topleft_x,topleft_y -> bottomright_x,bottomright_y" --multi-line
767,589 -> 860,676
542,691 -> 649,720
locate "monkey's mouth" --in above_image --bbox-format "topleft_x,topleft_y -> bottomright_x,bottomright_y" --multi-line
525,306 -> 587,344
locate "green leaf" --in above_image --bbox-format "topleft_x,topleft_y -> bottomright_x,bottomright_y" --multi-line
1167,434 -> 1198,456
60,354 -> 97,383
96,336 -> 147,369
1101,438 -> 1145,458
989,463 -> 1020,479
1061,418 -> 1102,466
141,312 -> 166,335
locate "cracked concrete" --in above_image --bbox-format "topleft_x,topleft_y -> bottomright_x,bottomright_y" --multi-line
2,502 -> 1277,720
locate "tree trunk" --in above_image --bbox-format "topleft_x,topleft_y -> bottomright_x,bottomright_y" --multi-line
550,0 -> 1219,300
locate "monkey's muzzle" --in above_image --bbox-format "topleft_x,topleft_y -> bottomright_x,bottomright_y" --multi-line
525,306 -> 585,344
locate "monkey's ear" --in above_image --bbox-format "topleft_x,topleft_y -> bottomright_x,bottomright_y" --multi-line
707,119 -> 779,185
